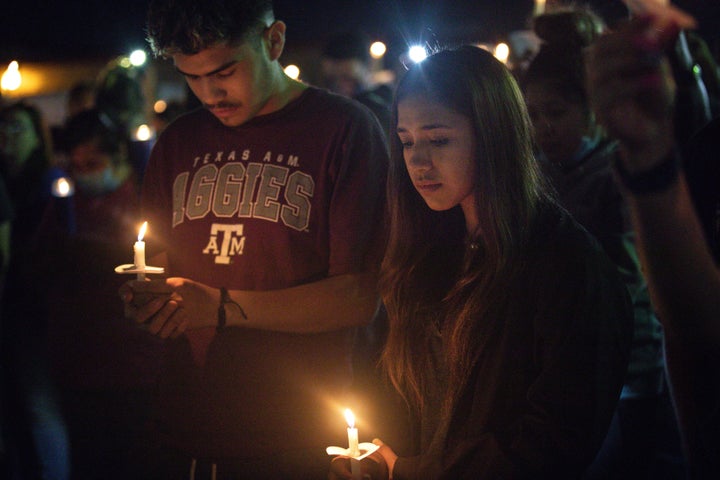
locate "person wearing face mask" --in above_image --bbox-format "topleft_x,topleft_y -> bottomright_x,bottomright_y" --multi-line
32,108 -> 164,480
521,7 -> 679,479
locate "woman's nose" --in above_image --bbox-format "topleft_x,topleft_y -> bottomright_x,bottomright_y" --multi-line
406,146 -> 432,172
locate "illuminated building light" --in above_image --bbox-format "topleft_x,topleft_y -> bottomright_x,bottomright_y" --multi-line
154,99 -> 168,114
494,43 -> 510,64
1,61 -> 22,91
370,42 -> 387,59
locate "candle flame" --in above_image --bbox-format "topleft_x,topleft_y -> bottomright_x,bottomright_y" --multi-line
344,408 -> 355,429
138,221 -> 148,242
51,177 -> 74,198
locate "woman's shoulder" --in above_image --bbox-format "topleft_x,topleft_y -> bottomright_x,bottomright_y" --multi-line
528,201 -> 607,263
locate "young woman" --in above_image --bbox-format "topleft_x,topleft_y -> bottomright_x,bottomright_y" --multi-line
333,46 -> 635,479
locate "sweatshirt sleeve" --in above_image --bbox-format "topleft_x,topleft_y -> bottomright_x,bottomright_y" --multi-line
394,215 -> 634,479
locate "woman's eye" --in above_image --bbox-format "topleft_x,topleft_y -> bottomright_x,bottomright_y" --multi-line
430,138 -> 449,146
216,70 -> 234,78
397,136 -> 412,148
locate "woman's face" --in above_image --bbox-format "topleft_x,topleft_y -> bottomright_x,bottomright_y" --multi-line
0,110 -> 40,176
397,96 -> 479,228
524,82 -> 590,164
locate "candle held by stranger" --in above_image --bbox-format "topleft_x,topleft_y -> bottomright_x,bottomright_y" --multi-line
134,221 -> 147,280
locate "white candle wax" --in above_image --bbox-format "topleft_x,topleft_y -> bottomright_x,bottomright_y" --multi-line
347,426 -> 359,457
350,457 -> 362,480
134,222 -> 148,280
344,409 -> 360,457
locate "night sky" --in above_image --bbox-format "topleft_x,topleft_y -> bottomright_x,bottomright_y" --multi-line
1,0 -> 718,62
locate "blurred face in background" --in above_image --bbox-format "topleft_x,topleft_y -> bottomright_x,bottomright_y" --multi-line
69,138 -> 128,195
524,81 -> 592,164
0,110 -> 40,177
320,58 -> 370,98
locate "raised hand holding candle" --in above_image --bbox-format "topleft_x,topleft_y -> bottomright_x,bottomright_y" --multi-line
621,0 -> 697,29
134,221 -> 147,280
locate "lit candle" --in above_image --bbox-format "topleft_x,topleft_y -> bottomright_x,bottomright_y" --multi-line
344,408 -> 360,457
134,221 -> 147,280
50,177 -> 76,234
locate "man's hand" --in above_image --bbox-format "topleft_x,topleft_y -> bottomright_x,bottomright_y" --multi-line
119,277 -> 219,338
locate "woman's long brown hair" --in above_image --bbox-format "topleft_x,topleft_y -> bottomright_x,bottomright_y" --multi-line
380,46 -> 550,417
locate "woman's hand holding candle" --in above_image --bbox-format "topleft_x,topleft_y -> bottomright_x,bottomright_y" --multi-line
328,451 -> 389,480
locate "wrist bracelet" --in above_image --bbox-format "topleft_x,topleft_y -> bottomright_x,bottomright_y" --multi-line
613,149 -> 681,195
217,287 -> 248,331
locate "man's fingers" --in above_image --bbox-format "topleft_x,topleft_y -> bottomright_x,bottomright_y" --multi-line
145,299 -> 181,336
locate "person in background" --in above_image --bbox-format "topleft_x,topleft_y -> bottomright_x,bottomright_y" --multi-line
119,0 -> 388,478
0,174 -> 13,476
36,108 -> 163,480
151,100 -> 188,137
586,13 -> 720,477
332,45 -> 633,479
0,101 -> 70,480
52,81 -> 97,153
684,31 -> 720,119
95,64 -> 153,185
320,28 -> 396,432
0,101 -> 62,253
67,81 -> 96,119
320,30 -> 393,135
521,7 -> 675,478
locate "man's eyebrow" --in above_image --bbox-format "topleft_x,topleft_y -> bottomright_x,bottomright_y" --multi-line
175,60 -> 239,77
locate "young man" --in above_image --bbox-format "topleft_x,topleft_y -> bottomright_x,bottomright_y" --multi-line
120,1 -> 388,477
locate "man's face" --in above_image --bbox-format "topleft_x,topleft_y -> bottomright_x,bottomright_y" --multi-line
173,40 -> 275,127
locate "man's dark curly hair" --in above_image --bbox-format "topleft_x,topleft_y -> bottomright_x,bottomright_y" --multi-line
146,0 -> 274,57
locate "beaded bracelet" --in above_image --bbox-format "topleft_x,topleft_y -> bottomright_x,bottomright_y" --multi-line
217,287 -> 248,331
613,149 -> 681,195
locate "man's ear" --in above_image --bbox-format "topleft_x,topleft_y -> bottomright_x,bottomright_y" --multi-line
265,20 -> 286,61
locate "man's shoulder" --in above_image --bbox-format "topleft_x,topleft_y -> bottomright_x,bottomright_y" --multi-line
154,108 -> 212,143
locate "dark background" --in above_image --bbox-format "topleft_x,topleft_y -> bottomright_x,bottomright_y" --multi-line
1,0 -> 718,62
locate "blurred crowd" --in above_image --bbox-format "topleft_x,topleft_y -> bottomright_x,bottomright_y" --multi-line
0,1 -> 719,479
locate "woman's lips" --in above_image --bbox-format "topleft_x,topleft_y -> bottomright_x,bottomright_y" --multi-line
415,182 -> 441,192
